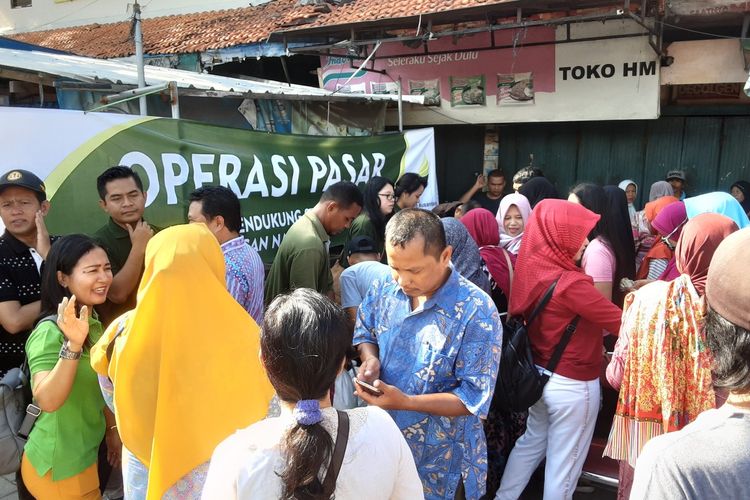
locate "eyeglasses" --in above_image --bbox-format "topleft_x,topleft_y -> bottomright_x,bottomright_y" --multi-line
378,193 -> 397,202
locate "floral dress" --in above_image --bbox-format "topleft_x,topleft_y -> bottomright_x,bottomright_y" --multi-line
99,376 -> 209,499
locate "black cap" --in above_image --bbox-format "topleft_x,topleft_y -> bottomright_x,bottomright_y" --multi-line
347,235 -> 378,256
665,170 -> 686,182
0,169 -> 47,200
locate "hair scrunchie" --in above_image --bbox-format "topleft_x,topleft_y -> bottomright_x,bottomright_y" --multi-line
293,399 -> 323,426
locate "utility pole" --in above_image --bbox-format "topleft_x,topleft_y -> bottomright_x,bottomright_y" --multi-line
133,0 -> 147,115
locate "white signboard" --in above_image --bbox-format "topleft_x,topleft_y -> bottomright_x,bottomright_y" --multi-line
320,19 -> 661,124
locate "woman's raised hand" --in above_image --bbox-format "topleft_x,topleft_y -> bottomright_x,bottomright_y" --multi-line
57,295 -> 89,351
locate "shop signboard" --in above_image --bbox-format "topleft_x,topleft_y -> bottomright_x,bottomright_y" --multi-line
0,108 -> 437,261
320,19 -> 660,123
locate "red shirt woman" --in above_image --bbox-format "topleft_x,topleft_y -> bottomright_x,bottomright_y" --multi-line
497,199 -> 623,499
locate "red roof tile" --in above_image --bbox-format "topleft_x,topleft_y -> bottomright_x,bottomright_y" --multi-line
284,0 -> 526,32
7,0 -> 610,58
8,0 -> 319,58
282,0 -> 627,33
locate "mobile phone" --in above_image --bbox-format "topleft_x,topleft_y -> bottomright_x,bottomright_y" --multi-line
354,377 -> 383,395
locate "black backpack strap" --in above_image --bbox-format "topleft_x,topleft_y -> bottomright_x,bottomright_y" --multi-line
37,314 -> 58,327
322,410 -> 350,498
526,280 -> 558,326
544,316 -> 581,375
16,315 -> 59,440
21,314 -> 59,384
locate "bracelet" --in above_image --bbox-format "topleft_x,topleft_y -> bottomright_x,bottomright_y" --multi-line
108,425 -> 118,431
59,341 -> 82,361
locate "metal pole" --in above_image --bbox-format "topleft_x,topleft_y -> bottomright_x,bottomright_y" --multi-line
169,81 -> 180,119
86,82 -> 170,113
134,0 -> 147,115
100,82 -> 170,104
397,76 -> 403,132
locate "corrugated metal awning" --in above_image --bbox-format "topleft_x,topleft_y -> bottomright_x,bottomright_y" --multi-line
0,48 -> 424,104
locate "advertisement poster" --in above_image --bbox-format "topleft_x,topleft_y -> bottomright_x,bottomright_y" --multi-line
370,81 -> 400,95
409,78 -> 441,106
497,72 -> 535,106
1,108 -> 438,262
449,75 -> 486,107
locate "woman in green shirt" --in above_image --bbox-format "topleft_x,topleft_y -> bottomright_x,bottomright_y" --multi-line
21,235 -> 121,500
339,176 -> 395,267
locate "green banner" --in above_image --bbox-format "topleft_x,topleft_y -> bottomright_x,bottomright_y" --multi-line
44,117 -> 435,262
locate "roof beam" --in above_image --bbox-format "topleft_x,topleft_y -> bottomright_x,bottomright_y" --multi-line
0,67 -> 57,87
288,9 -> 634,55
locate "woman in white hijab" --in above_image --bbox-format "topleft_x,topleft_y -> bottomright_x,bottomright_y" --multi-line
496,193 -> 532,255
618,180 -> 638,231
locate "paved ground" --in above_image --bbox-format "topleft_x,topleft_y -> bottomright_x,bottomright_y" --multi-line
519,471 -> 617,500
1,468 -> 616,500
0,474 -> 18,500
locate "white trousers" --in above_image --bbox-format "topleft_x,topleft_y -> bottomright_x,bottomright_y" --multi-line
495,372 -> 600,500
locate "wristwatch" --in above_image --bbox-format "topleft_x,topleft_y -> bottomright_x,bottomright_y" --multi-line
59,341 -> 82,360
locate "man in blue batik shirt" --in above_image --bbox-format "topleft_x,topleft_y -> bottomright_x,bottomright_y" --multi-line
354,208 -> 503,500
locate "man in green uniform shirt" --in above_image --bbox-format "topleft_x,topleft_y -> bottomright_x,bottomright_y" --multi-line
93,166 -> 158,326
265,181 -> 363,305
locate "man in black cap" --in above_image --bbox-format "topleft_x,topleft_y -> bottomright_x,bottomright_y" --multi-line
339,235 -> 391,330
0,169 -> 55,377
666,170 -> 687,200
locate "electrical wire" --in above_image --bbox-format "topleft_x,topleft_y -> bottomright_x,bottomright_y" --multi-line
373,67 -> 477,125
423,105 -> 479,125
24,0 -> 105,31
330,40 -> 382,96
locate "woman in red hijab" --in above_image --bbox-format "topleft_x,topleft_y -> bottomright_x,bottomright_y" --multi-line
461,208 -> 513,301
497,200 -> 623,499
604,213 -> 738,499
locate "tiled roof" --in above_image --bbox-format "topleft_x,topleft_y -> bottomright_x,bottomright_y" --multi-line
7,0 -> 604,59
282,0 -> 628,34
8,0 -> 319,58
292,0 -> 516,31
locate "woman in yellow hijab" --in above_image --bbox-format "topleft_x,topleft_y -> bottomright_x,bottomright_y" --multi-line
91,223 -> 273,499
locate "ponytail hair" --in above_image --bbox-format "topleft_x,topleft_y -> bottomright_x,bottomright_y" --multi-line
261,288 -> 352,498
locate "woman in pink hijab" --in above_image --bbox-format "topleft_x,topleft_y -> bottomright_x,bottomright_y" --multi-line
496,193 -> 532,255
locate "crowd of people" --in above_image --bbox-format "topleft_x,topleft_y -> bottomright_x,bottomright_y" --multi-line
0,161 -> 748,500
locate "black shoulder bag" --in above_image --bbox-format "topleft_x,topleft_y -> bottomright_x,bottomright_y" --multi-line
493,281 -> 580,412
0,314 -> 57,474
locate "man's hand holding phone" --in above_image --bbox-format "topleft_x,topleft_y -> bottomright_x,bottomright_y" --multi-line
353,377 -> 383,395
353,377 -> 411,411
357,356 -> 381,383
